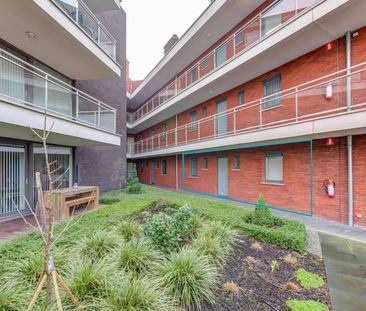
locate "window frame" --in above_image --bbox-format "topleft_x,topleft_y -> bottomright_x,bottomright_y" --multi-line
264,151 -> 283,184
162,159 -> 167,175
235,30 -> 244,46
189,110 -> 198,131
262,74 -> 282,110
202,106 -> 208,118
201,57 -> 209,69
237,91 -> 245,106
203,157 -> 208,170
233,155 -> 240,170
190,157 -> 198,177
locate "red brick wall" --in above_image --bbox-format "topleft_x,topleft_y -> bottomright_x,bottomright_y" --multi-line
136,136 -> 366,226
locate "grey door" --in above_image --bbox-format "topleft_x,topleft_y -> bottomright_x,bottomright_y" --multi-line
217,157 -> 228,196
150,160 -> 155,185
216,99 -> 227,136
215,44 -> 227,67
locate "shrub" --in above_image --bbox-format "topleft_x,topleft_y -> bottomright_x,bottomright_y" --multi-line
143,205 -> 194,252
78,231 -> 119,261
116,238 -> 162,275
240,218 -> 306,252
102,275 -> 177,311
295,268 -> 325,289
157,246 -> 218,309
149,199 -> 181,214
286,299 -> 329,311
244,194 -> 275,227
126,183 -> 143,194
118,220 -> 140,241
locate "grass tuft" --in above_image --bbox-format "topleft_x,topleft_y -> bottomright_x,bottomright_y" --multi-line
116,238 -> 162,275
250,241 -> 263,252
157,246 -> 218,309
77,230 -> 119,261
118,219 -> 140,241
101,275 -> 177,311
284,253 -> 298,265
223,281 -> 240,296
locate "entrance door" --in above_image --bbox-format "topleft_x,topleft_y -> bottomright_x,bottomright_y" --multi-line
0,145 -> 26,218
150,160 -> 155,185
217,156 -> 228,196
216,99 -> 227,136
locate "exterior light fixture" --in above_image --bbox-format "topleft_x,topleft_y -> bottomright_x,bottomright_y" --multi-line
26,31 -> 37,39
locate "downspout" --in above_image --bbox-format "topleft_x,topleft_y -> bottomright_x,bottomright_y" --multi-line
176,154 -> 179,190
346,31 -> 353,226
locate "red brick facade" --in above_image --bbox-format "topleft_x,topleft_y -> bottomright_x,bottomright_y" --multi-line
136,136 -> 366,227
130,6 -> 366,227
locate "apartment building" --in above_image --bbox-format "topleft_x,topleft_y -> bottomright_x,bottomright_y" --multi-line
0,0 -> 126,221
127,0 -> 366,227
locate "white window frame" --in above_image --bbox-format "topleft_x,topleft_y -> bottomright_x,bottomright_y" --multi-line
264,151 -> 283,184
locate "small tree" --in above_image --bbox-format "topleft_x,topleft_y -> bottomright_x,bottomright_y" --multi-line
126,165 -> 142,194
252,194 -> 273,226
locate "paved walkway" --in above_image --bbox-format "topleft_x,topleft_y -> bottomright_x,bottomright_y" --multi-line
320,233 -> 366,311
0,215 -> 38,244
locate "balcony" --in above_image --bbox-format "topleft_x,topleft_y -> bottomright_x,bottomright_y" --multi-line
128,62 -> 366,157
0,0 -> 121,80
129,0 -> 320,124
52,0 -> 116,60
0,48 -> 120,146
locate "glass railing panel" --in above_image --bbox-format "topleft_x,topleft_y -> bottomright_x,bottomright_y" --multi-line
78,95 -> 98,126
53,0 -> 116,60
235,102 -> 261,133
297,0 -> 319,13
351,71 -> 366,108
47,79 -> 74,117
199,53 -> 215,79
99,107 -> 116,131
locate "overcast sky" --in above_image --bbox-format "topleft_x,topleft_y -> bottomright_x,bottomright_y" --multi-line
122,0 -> 210,80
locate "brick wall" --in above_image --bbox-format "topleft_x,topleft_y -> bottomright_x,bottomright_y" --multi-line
136,136 -> 366,226
75,9 -> 127,193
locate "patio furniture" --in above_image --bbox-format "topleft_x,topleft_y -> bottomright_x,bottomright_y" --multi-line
43,186 -> 99,220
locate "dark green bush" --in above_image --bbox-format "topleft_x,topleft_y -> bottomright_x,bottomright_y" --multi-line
244,194 -> 275,227
143,205 -> 194,252
126,183 -> 142,194
240,218 -> 306,252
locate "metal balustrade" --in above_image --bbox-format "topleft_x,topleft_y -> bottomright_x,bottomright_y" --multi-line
130,62 -> 366,155
0,48 -> 117,133
130,0 -> 321,123
53,0 -> 117,60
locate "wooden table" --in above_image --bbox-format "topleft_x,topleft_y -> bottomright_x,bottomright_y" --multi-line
44,186 -> 99,220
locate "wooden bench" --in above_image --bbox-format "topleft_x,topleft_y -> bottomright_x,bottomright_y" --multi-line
44,186 -> 99,220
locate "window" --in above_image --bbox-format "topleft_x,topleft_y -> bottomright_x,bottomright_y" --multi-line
191,157 -> 198,177
237,91 -> 245,106
189,111 -> 198,131
235,31 -> 243,46
201,57 -> 209,69
162,122 -> 168,143
139,160 -> 143,173
151,129 -> 155,148
202,107 -> 208,118
234,156 -> 240,169
265,152 -> 283,183
263,74 -> 281,109
162,160 -> 167,175
215,44 -> 227,67
203,158 -> 208,169
188,67 -> 197,84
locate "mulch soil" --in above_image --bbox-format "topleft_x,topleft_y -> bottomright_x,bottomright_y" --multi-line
196,236 -> 331,311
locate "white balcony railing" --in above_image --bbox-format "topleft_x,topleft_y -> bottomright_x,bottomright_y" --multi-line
131,62 -> 366,155
0,48 -> 117,133
130,0 -> 321,123
52,0 -> 117,60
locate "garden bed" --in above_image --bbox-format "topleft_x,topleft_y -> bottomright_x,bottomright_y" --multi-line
195,236 -> 331,311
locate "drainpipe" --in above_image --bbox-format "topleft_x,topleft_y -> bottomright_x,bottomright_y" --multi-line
346,31 -> 353,226
176,154 -> 179,190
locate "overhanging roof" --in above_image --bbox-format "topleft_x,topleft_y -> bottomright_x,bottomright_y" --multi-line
128,0 -> 266,110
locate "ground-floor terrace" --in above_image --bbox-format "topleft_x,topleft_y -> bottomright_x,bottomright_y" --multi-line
133,135 -> 366,227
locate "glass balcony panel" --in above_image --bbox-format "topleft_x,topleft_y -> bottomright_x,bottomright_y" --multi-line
199,53 -> 215,78
297,0 -> 319,13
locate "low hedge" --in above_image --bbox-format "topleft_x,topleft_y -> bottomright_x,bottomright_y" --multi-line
239,216 -> 306,253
